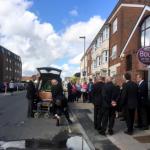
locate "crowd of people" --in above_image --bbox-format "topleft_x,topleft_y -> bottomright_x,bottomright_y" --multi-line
26,72 -> 149,132
92,72 -> 149,136
67,79 -> 94,103
66,72 -> 149,135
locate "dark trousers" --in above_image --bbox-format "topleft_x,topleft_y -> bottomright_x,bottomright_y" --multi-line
68,93 -> 73,102
76,91 -> 81,101
125,108 -> 135,132
100,107 -> 116,132
137,104 -> 148,127
94,105 -> 101,129
88,91 -> 93,103
27,100 -> 34,117
82,92 -> 88,102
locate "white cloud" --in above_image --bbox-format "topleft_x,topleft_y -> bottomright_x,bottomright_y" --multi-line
0,0 -> 105,77
69,53 -> 83,65
51,64 -> 80,79
69,9 -> 78,17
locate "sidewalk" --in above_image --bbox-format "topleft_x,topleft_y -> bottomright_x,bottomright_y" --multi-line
69,101 -> 150,150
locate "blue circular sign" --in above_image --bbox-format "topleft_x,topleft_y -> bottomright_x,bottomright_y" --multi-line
137,46 -> 150,65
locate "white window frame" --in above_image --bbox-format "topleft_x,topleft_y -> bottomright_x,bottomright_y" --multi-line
141,16 -> 150,47
111,45 -> 117,60
112,18 -> 118,34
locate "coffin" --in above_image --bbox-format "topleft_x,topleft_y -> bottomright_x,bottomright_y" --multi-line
39,91 -> 53,101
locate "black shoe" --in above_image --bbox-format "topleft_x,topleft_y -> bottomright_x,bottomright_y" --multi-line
68,119 -> 73,124
108,129 -> 114,135
120,118 -> 125,121
141,126 -> 149,130
124,130 -> 133,135
56,119 -> 60,126
134,125 -> 142,129
97,127 -> 102,131
99,130 -> 106,136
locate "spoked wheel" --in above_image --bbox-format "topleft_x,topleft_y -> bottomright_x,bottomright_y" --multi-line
34,112 -> 40,118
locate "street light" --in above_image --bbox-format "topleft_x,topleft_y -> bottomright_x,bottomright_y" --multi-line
79,36 -> 86,79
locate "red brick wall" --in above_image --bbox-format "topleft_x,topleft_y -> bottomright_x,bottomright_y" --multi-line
109,4 -> 150,85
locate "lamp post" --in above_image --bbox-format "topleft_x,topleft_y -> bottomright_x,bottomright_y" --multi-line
79,36 -> 86,80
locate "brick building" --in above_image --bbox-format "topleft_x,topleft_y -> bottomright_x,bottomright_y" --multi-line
0,45 -> 22,82
108,0 -> 150,86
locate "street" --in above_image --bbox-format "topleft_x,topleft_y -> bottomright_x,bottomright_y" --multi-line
0,92 -> 150,150
0,92 -> 92,150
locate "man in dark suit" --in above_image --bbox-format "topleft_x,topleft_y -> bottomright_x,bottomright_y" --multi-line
121,73 -> 138,135
92,76 -> 105,130
99,76 -> 118,135
51,79 -> 72,126
26,80 -> 36,118
136,74 -> 149,130
67,80 -> 73,102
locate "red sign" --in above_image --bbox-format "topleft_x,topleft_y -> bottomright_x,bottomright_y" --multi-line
137,46 -> 150,65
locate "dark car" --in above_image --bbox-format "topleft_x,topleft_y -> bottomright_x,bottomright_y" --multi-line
33,67 -> 62,118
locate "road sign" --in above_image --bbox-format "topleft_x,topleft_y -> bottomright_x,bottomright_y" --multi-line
137,46 -> 150,65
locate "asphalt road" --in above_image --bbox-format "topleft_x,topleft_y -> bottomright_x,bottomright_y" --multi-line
0,92 -> 93,149
0,92 -> 65,141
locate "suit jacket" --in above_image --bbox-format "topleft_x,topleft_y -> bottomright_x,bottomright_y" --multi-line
102,82 -> 117,108
92,81 -> 104,106
121,81 -> 138,109
138,81 -> 148,106
26,81 -> 36,100
51,84 -> 63,100
67,82 -> 72,95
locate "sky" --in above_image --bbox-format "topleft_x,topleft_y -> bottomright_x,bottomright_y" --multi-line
0,0 -> 118,78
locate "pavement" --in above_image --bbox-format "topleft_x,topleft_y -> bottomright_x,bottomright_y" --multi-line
0,92 -> 150,150
69,101 -> 150,150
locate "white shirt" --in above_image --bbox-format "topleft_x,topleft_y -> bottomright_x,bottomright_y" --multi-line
139,80 -> 144,86
9,82 -> 14,89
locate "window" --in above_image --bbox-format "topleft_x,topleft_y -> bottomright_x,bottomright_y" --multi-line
141,16 -> 150,47
103,27 -> 109,40
112,18 -> 118,34
93,60 -> 97,68
93,44 -> 96,51
100,35 -> 103,46
111,45 -> 117,59
96,56 -> 99,66
97,37 -> 100,48
102,50 -> 109,64
99,56 -> 102,65
95,40 -> 98,50
126,55 -> 132,71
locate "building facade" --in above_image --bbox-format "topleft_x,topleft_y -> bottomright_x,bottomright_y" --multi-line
91,24 -> 109,78
80,53 -> 88,81
80,0 -> 150,85
0,46 -> 22,82
108,0 -> 150,85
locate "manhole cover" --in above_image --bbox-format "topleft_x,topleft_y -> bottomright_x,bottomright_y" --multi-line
134,135 -> 150,143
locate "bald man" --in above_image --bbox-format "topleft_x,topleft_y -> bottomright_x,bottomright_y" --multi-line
99,76 -> 118,135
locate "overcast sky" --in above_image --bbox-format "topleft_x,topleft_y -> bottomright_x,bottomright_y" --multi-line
0,0 -> 117,78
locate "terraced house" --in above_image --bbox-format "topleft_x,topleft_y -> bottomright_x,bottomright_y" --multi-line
80,0 -> 150,85
108,0 -> 150,85
91,24 -> 109,79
